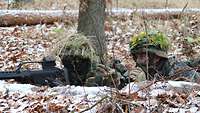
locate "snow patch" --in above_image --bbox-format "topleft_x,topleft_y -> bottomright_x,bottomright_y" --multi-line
0,80 -> 36,94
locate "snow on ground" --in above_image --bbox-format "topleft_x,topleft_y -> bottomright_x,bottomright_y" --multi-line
0,80 -> 35,94
1,79 -> 200,112
0,80 -> 110,112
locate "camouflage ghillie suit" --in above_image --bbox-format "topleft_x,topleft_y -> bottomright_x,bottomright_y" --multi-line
56,34 -> 128,88
129,31 -> 200,82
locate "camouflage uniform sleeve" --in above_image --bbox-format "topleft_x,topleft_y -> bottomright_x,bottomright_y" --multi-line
185,57 -> 200,68
85,59 -> 130,88
168,59 -> 200,83
85,64 -> 121,88
110,59 -> 130,88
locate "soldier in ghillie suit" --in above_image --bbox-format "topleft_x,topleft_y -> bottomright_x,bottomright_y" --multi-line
54,33 -> 128,88
129,31 -> 200,82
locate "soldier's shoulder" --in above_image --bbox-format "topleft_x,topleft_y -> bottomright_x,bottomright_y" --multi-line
167,55 -> 200,82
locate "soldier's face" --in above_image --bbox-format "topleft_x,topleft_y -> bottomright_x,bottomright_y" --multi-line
133,52 -> 149,66
133,52 -> 161,66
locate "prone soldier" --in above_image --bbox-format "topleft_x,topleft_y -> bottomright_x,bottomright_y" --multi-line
129,31 -> 200,82
58,34 -> 129,88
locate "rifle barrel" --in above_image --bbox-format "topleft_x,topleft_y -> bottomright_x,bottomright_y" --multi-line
0,67 -> 63,79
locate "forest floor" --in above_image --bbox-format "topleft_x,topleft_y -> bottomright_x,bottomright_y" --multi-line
0,0 -> 200,113
0,11 -> 200,112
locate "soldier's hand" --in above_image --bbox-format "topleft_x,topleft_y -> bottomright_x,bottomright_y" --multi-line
85,64 -> 121,88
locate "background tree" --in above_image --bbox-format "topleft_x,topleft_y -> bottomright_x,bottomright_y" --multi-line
77,0 -> 107,64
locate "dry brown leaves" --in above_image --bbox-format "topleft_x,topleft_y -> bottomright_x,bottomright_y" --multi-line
0,9 -> 199,113
116,80 -> 200,112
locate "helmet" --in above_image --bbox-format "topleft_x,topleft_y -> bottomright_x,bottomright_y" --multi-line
129,31 -> 171,58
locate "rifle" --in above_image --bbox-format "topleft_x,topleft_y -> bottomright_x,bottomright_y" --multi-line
0,56 -> 69,87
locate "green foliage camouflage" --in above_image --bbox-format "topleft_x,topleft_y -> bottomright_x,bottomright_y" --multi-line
129,31 -> 171,58
129,30 -> 171,53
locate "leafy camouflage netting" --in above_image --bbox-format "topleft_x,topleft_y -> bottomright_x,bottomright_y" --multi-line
52,33 -> 100,85
53,33 -> 99,62
129,30 -> 171,58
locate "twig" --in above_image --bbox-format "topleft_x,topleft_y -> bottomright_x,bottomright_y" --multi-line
7,0 -> 10,10
136,80 -> 156,93
79,96 -> 109,113
106,80 -> 156,95
165,0 -> 168,9
177,68 -> 199,111
115,103 -> 125,113
3,87 -> 9,99
179,2 -> 188,19
141,13 -> 151,111
116,0 -> 118,10
128,70 -> 131,113
141,12 -> 149,80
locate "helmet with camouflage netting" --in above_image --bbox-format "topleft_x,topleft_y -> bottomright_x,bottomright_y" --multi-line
129,30 -> 171,58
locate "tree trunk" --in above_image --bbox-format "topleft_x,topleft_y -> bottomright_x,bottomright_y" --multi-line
77,0 -> 107,64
